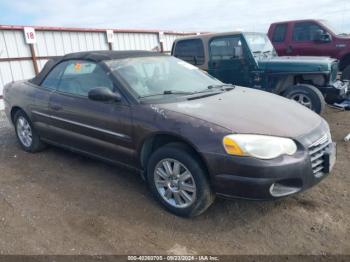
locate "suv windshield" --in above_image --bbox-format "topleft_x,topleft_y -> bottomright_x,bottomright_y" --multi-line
105,56 -> 222,98
244,33 -> 276,58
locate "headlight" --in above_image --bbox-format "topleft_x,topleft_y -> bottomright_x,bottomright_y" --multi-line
223,134 -> 297,159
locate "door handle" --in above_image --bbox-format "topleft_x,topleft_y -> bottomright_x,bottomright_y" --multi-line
49,103 -> 62,111
286,45 -> 293,54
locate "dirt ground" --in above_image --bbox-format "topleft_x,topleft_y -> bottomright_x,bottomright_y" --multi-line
0,107 -> 349,255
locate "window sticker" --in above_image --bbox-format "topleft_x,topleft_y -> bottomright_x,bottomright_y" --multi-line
64,62 -> 96,75
74,63 -> 81,72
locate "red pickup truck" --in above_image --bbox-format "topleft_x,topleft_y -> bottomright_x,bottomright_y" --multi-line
268,19 -> 350,80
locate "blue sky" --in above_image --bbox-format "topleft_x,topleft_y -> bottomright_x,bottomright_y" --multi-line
0,0 -> 349,33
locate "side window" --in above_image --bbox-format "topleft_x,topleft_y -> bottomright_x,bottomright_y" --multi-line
293,22 -> 324,41
41,61 -> 69,89
58,60 -> 114,97
209,36 -> 244,61
272,24 -> 287,42
173,39 -> 205,65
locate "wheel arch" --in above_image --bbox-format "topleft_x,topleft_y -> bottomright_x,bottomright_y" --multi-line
267,73 -> 326,94
283,83 -> 325,114
276,73 -> 328,95
10,106 -> 26,124
138,132 -> 211,179
269,74 -> 294,94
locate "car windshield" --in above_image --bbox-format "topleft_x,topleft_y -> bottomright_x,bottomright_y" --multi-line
105,56 -> 223,99
244,33 -> 276,58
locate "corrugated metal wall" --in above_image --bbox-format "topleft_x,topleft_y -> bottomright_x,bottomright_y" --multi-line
0,30 -> 35,90
112,33 -> 159,51
163,33 -> 185,52
0,26 -> 196,97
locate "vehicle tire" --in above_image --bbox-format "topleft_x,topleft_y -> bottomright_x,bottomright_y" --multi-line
341,65 -> 350,80
146,143 -> 215,217
284,84 -> 325,114
14,110 -> 46,152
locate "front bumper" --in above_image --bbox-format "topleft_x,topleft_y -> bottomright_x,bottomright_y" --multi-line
203,142 -> 335,200
321,80 -> 350,103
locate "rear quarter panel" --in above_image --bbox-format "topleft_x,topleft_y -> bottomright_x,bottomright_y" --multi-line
3,80 -> 44,125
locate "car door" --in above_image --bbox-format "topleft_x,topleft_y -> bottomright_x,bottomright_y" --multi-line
289,21 -> 334,56
45,60 -> 136,166
208,35 -> 250,87
29,64 -> 63,137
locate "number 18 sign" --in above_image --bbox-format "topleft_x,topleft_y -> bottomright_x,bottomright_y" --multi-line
24,27 -> 37,44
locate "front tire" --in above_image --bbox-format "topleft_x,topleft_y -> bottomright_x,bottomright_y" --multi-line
14,110 -> 46,152
146,143 -> 214,217
284,84 -> 325,114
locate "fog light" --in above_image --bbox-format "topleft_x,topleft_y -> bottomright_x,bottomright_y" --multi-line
269,183 -> 301,197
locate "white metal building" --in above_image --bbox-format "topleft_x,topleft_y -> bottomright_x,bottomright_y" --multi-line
0,24 -> 197,104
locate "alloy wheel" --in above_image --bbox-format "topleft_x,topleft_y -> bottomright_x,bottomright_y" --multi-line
16,116 -> 33,148
291,93 -> 312,109
154,158 -> 196,208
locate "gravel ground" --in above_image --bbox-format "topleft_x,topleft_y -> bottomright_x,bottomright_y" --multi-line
0,107 -> 349,255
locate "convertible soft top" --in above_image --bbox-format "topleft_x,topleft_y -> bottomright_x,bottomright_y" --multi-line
30,50 -> 164,85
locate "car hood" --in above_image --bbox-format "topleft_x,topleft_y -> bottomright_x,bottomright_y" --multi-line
158,86 -> 322,138
257,56 -> 335,73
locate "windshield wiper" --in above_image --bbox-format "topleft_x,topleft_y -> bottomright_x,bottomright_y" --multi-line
189,84 -> 235,96
163,90 -> 193,95
207,84 -> 235,90
252,51 -> 262,57
187,85 -> 234,100
253,50 -> 271,55
139,85 -> 234,99
139,90 -> 193,98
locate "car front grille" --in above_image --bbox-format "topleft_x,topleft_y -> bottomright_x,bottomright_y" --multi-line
308,133 -> 330,178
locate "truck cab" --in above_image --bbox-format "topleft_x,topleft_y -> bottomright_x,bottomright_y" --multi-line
268,19 -> 350,80
171,32 -> 349,114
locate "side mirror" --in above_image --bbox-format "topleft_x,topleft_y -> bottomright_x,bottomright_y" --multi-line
314,30 -> 332,43
88,87 -> 122,102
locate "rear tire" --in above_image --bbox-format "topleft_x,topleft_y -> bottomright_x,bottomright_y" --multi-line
284,84 -> 325,114
146,143 -> 215,217
341,65 -> 350,80
14,110 -> 46,152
